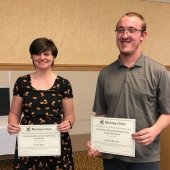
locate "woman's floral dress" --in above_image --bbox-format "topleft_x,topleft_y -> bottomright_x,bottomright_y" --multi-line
13,74 -> 74,170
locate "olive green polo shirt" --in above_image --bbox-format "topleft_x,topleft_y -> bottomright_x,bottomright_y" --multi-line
93,54 -> 170,162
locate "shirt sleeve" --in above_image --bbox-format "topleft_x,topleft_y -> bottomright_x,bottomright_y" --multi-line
157,70 -> 170,114
93,72 -> 107,115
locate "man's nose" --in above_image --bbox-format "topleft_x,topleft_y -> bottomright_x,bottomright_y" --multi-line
122,30 -> 129,37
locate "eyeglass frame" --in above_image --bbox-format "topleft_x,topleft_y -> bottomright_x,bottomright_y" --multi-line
115,27 -> 145,34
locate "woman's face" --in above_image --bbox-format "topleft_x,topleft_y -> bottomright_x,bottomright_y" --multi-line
31,50 -> 55,70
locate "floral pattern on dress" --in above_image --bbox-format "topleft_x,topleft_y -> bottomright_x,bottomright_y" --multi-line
13,74 -> 74,170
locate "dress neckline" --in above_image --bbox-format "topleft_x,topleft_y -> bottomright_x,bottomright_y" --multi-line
28,74 -> 58,91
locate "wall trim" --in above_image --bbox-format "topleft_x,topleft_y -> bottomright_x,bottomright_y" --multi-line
166,65 -> 170,70
0,63 -> 170,71
0,63 -> 105,71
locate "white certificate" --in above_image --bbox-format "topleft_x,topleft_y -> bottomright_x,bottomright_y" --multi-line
18,124 -> 61,157
91,117 -> 136,157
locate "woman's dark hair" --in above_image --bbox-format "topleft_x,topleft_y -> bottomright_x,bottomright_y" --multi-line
29,38 -> 58,58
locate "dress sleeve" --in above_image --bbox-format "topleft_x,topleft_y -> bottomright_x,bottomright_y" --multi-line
62,78 -> 73,99
13,77 -> 24,97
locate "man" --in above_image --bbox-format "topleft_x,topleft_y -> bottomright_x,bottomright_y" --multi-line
87,12 -> 170,170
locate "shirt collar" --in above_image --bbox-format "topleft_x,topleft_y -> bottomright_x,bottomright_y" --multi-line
117,53 -> 144,68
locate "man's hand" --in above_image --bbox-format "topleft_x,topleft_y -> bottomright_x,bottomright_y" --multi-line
132,127 -> 157,145
87,141 -> 101,158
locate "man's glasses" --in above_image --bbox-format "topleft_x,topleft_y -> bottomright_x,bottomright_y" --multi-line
115,27 -> 143,34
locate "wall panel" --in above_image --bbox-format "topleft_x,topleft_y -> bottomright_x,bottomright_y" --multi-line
1,70 -> 99,135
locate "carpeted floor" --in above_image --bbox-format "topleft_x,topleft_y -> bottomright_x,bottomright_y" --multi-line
0,150 -> 103,170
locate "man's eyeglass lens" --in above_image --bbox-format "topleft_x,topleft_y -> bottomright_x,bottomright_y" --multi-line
115,27 -> 142,34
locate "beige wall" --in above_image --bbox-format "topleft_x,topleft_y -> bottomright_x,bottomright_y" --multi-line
0,0 -> 170,65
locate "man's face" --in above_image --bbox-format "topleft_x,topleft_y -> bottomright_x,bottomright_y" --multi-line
115,16 -> 146,56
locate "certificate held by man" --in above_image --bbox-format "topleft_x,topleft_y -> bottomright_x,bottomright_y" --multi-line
91,117 -> 136,157
18,124 -> 61,157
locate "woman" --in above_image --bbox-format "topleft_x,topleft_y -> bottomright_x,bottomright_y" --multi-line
7,37 -> 75,170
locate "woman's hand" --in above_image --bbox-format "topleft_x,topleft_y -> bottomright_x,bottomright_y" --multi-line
7,123 -> 21,135
57,120 -> 72,133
